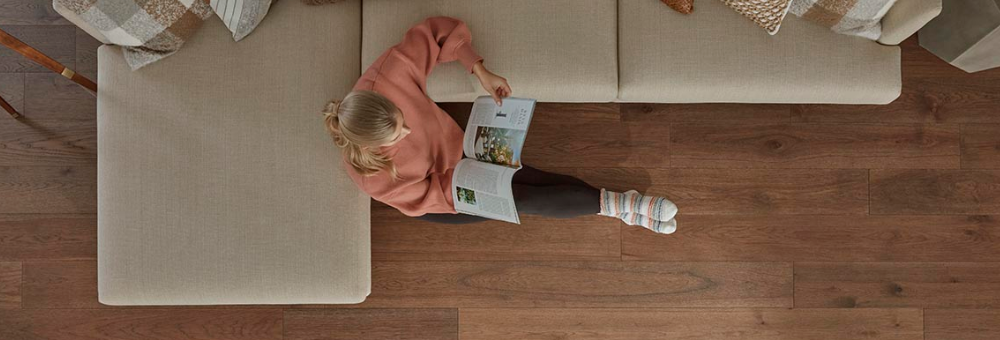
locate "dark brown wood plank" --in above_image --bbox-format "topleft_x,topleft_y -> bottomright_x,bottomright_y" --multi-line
0,72 -> 23,112
21,260 -> 97,308
622,103 -> 792,123
439,102 -> 621,127
568,168 -> 868,215
0,117 -> 97,165
0,261 -> 20,309
871,169 -> 1000,215
0,166 -> 97,214
0,214 -> 95,261
0,25 -> 74,73
791,38 -> 1000,124
284,309 -> 457,340
0,0 -> 70,25
460,308 -> 923,340
24,73 -> 95,120
440,102 -> 662,168
75,28 -> 100,81
961,124 -> 1000,169
372,203 -> 620,261
926,309 -> 1000,340
623,215 -> 1000,262
795,262 -> 1000,308
523,121 -> 669,168
350,261 -> 791,308
670,123 -> 960,169
0,309 -> 283,340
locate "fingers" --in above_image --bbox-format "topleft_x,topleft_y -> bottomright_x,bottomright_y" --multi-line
491,90 -> 502,106
502,81 -> 512,97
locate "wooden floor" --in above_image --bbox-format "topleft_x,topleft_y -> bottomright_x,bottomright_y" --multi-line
4,1 -> 1000,339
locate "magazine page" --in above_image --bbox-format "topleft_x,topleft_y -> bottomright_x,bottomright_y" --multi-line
451,158 -> 520,224
463,96 -> 536,169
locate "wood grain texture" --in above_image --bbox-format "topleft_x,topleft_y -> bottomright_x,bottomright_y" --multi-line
670,124 -> 960,169
284,309 -> 457,340
622,103 -> 792,123
372,203 -> 620,261
0,309 -> 283,340
926,309 -> 1000,340
523,121 -> 669,168
354,261 -> 791,308
0,0 -> 70,25
460,308 -> 923,340
569,168 -> 869,215
0,25 -> 74,73
0,261 -> 20,309
24,73 -> 95,120
871,169 -> 1000,214
961,124 -> 1000,169
0,166 -> 96,213
74,28 -> 99,81
439,102 -> 621,126
21,260 -> 98,308
0,117 -> 96,165
0,214 -> 96,261
0,72 -> 23,112
795,262 -> 1000,308
623,215 -> 1000,262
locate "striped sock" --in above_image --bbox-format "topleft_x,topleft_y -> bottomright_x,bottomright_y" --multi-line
598,189 -> 678,222
619,213 -> 677,234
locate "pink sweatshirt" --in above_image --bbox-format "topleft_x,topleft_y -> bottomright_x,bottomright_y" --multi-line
347,17 -> 484,217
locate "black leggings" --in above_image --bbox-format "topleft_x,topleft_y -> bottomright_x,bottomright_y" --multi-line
417,166 -> 601,224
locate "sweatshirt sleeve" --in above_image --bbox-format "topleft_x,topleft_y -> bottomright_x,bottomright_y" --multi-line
378,169 -> 457,217
391,16 -> 484,78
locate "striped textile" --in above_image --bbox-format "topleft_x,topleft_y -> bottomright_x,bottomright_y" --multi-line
789,0 -> 898,40
719,0 -> 794,35
55,0 -> 214,70
210,0 -> 272,41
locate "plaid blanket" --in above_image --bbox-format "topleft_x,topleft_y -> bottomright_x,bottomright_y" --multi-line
789,0 -> 898,40
56,0 -> 214,70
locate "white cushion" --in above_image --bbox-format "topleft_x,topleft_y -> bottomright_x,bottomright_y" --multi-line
362,0 -> 619,102
96,0 -> 369,305
618,0 -> 902,104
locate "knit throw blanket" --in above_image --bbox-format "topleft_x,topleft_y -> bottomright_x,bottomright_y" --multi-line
789,0 -> 897,40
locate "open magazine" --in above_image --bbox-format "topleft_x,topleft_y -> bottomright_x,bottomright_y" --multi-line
451,96 -> 536,224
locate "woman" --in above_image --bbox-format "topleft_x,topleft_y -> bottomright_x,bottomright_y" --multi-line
324,17 -> 677,233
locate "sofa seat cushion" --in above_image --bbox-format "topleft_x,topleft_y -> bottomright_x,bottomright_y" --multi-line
97,0 -> 369,305
618,0 -> 902,104
362,0 -> 619,103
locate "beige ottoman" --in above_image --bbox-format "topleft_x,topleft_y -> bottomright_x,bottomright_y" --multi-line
82,0 -> 371,305
362,0 -> 620,103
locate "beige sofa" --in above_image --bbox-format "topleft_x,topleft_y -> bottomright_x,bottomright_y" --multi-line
56,0 -> 941,305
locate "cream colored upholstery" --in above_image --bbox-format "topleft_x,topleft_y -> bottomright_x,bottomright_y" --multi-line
617,0 -> 902,104
96,0 -> 370,305
879,0 -> 943,45
361,0 -> 619,103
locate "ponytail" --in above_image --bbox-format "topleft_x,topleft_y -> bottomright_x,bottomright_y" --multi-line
323,93 -> 400,179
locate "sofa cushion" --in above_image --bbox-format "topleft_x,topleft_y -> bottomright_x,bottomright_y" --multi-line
362,0 -> 618,103
618,0 -> 902,104
97,0 -> 369,305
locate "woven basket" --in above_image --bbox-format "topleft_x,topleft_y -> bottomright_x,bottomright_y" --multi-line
720,0 -> 793,35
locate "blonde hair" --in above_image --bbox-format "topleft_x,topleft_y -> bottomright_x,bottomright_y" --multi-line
323,91 -> 400,178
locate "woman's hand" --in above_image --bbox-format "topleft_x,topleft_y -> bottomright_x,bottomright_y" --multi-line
472,61 -> 512,105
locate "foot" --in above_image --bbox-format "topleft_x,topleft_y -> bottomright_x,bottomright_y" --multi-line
599,189 -> 678,222
619,212 -> 677,234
